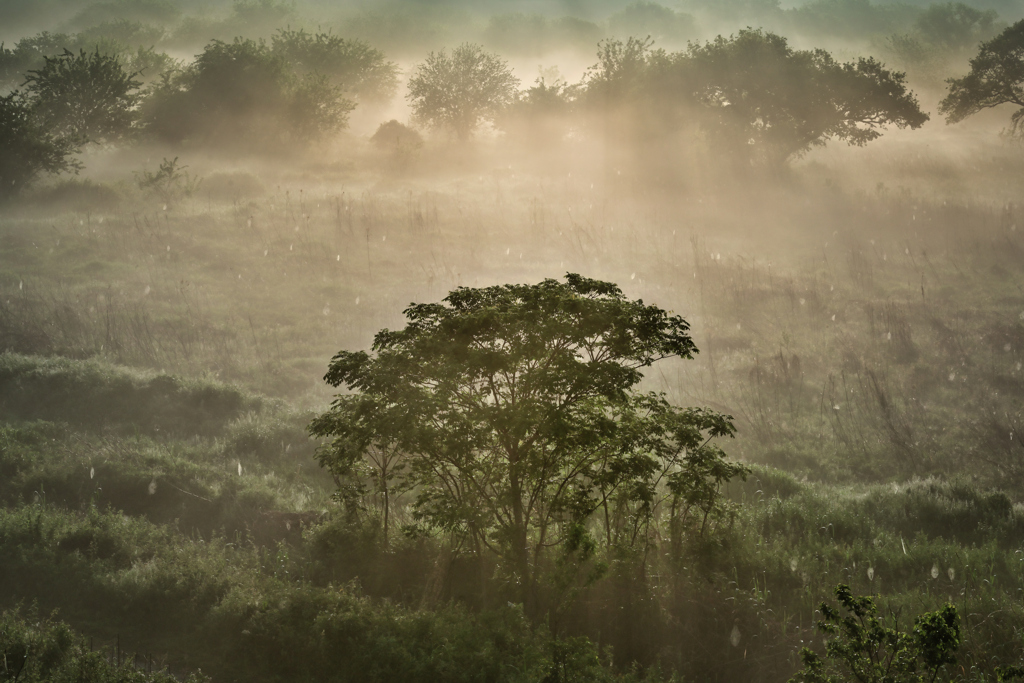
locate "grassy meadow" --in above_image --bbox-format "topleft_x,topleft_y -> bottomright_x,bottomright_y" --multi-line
4,0 -> 1024,681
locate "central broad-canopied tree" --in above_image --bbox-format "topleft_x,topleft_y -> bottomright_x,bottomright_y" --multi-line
309,274 -> 746,619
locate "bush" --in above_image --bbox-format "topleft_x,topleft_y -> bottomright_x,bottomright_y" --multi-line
0,607 -> 207,682
0,354 -> 258,436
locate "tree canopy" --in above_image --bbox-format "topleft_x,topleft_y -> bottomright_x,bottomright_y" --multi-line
686,29 -> 929,165
142,38 -> 353,148
0,92 -> 81,200
270,28 -> 399,103
939,19 -> 1024,136
23,48 -> 141,145
309,274 -> 746,620
406,43 -> 520,140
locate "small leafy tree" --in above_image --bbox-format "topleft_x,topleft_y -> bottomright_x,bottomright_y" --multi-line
939,19 -> 1024,137
0,92 -> 81,200
790,584 -> 961,683
309,274 -> 746,620
407,43 -> 520,141
135,156 -> 201,202
23,48 -> 141,144
687,29 -> 929,166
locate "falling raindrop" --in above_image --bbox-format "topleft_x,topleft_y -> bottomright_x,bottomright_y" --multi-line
736,323 -> 741,330
289,244 -> 293,251
19,281 -> 23,290
506,247 -> 510,255
322,305 -> 330,316
264,250 -> 269,256
355,297 -> 360,305
162,204 -> 167,211
867,567 -> 875,581
887,331 -> 892,340
143,285 -> 151,296
336,255 -> 340,261
831,314 -> 836,321
89,467 -> 95,479
833,404 -> 841,411
237,462 -> 243,476
931,564 -> 939,579
631,273 -> 636,280
730,625 -> 741,647
799,298 -> 806,305
949,372 -> 956,382
790,558 -> 799,572
948,567 -> 955,581
148,479 -> 157,495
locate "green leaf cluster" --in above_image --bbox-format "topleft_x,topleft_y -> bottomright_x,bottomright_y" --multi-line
791,584 -> 960,683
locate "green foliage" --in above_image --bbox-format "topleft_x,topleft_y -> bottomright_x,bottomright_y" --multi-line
270,28 -> 398,103
406,43 -> 520,141
0,607 -> 205,682
0,32 -> 78,90
310,274 -> 745,619
0,92 -> 81,200
0,28 -> 174,91
790,584 -> 960,683
23,48 -> 141,145
914,3 -> 1000,52
686,29 -> 929,166
0,353 -> 258,437
142,38 -> 354,149
785,0 -> 917,41
940,19 -> 1024,136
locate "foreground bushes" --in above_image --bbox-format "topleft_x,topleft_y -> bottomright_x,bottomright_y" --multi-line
0,608 -> 207,682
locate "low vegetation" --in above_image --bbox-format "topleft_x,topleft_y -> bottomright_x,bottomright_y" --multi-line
2,0 -> 1024,681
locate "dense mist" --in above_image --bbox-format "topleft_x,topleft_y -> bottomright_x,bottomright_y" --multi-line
2,0 -> 1024,681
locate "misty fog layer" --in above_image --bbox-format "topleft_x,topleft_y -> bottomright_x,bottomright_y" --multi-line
1,1 -> 1024,682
